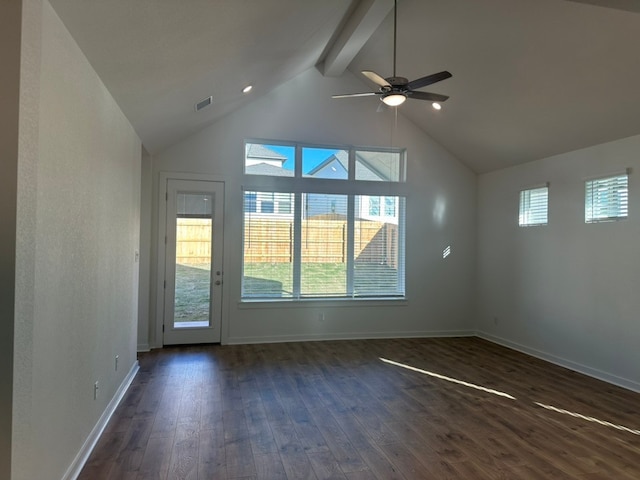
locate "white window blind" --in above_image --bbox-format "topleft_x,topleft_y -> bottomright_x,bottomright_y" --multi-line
243,191 -> 294,298
301,194 -> 348,297
354,195 -> 405,297
519,186 -> 548,226
585,174 -> 628,223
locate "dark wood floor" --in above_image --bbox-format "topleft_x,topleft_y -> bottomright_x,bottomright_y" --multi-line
79,337 -> 640,479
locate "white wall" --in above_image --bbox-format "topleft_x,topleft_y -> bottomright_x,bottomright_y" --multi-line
137,149 -> 153,351
148,67 -> 477,346
12,1 -> 142,479
477,134 -> 640,391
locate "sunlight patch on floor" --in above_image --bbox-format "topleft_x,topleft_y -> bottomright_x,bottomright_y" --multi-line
535,402 -> 640,435
378,357 -> 640,437
379,357 -> 517,400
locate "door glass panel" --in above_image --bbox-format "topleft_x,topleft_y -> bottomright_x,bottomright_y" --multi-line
174,193 -> 212,328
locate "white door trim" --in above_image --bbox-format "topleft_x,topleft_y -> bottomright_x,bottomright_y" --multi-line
154,172 -> 229,348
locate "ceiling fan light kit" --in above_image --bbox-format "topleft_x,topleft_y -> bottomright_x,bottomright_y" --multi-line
332,0 -> 451,109
382,93 -> 407,106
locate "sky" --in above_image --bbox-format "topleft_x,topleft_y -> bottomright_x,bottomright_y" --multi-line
269,145 -> 340,173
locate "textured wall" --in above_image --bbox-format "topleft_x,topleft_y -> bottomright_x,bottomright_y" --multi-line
13,0 -> 42,477
477,134 -> 640,391
12,1 -> 141,479
149,67 -> 477,346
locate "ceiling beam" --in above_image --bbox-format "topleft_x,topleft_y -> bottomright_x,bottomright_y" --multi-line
564,0 -> 640,13
319,0 -> 393,77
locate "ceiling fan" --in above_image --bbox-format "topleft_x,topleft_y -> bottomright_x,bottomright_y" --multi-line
332,0 -> 452,108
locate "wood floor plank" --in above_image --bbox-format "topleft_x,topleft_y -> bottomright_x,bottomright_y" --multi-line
197,428 -> 227,479
343,470 -> 377,480
307,450 -> 348,479
167,423 -> 199,480
308,408 -> 369,474
253,452 -> 287,480
270,421 -> 318,479
376,442 -> 434,479
136,434 -> 174,480
107,416 -> 154,479
78,338 -> 640,480
222,408 -> 256,478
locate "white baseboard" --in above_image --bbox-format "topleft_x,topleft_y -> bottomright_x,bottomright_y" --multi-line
477,331 -> 640,393
137,343 -> 150,352
62,361 -> 140,480
226,329 -> 476,345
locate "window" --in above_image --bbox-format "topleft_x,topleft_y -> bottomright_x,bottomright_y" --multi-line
384,197 -> 396,217
369,197 -> 380,216
303,147 -> 348,179
519,186 -> 548,226
244,143 -> 294,176
585,173 -> 628,223
276,193 -> 292,214
355,150 -> 403,181
244,192 -> 257,213
260,193 -> 275,214
242,141 -> 406,300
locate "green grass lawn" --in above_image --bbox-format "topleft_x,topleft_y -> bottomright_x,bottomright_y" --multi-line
242,262 -> 399,297
174,263 -> 211,323
243,263 -> 347,297
174,262 -> 401,322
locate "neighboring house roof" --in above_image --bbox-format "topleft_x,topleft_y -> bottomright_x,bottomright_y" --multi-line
245,162 -> 294,177
246,143 -> 287,163
356,150 -> 400,181
246,146 -> 398,181
307,151 -> 347,176
307,150 -> 392,181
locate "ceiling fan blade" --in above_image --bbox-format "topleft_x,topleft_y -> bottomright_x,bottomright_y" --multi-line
406,71 -> 452,91
332,92 -> 379,99
361,71 -> 391,88
408,91 -> 449,102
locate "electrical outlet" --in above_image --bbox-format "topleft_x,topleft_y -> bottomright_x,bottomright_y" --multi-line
94,381 -> 99,400
115,355 -> 119,371
319,313 -> 325,322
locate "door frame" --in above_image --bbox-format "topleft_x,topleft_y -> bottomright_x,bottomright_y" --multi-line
155,172 -> 228,347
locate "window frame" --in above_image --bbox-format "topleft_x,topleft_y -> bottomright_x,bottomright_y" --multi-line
585,172 -> 629,224
241,140 -> 408,303
518,184 -> 549,227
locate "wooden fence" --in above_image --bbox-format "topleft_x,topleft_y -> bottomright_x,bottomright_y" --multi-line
176,218 -> 212,265
243,218 -> 398,267
176,217 -> 399,268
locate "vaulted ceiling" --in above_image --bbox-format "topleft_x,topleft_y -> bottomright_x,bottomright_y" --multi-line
49,0 -> 640,173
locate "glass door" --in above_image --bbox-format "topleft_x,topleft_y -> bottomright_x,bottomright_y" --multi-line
163,179 -> 224,344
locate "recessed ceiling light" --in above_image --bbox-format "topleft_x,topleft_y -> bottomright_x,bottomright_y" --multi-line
242,85 -> 253,93
432,102 -> 442,110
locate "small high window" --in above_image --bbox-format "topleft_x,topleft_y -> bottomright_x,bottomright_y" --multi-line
585,173 -> 628,223
519,186 -> 548,226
